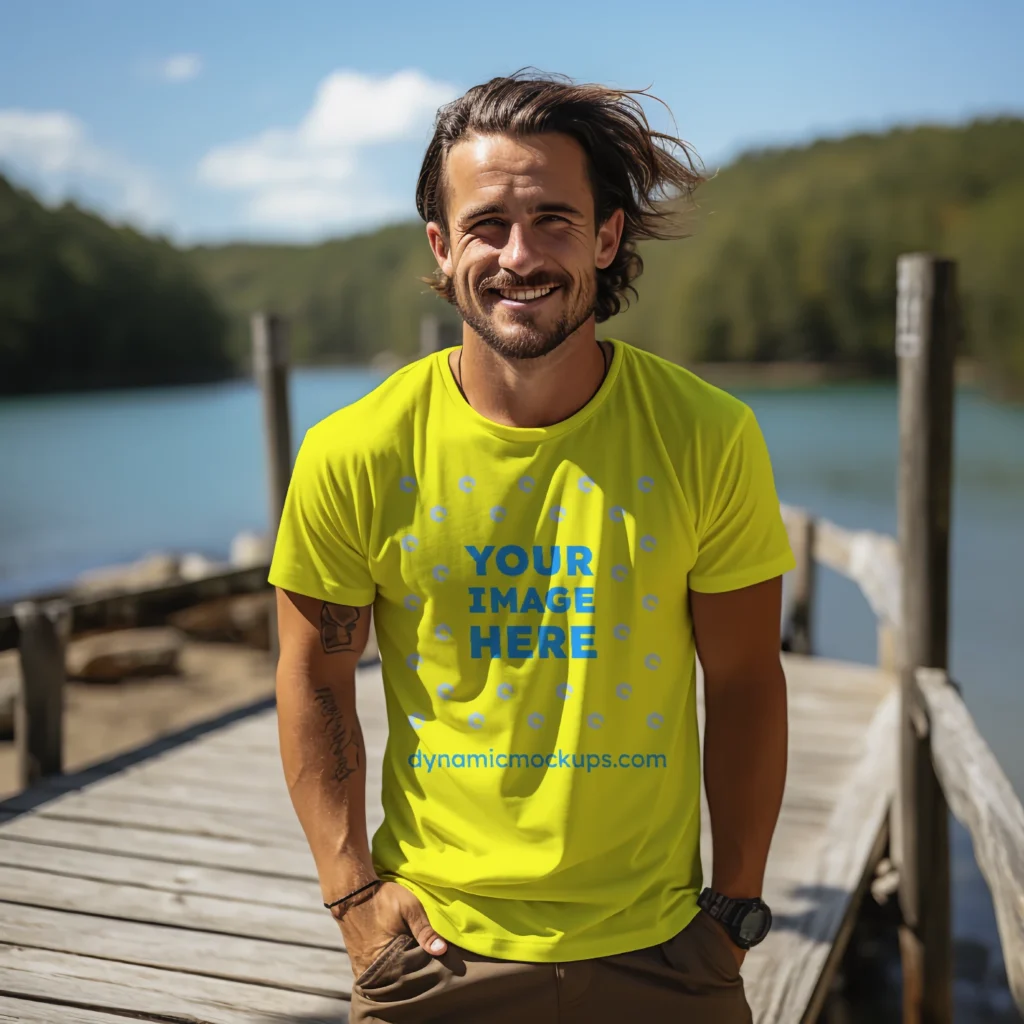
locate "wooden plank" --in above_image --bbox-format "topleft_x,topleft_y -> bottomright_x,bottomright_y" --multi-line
0,864 -> 337,948
1,792 -> 311,847
749,690 -> 898,1022
918,667 -> 1024,1011
0,837 -> 319,908
0,903 -> 349,995
780,505 -> 900,628
15,773 -> 298,817
0,568 -> 272,654
0,816 -> 318,878
0,945 -> 348,1024
0,994 -> 142,1023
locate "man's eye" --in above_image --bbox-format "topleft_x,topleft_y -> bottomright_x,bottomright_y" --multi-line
539,215 -> 568,224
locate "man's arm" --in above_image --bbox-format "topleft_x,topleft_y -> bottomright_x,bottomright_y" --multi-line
274,588 -> 448,974
275,589 -> 377,897
690,576 -> 788,938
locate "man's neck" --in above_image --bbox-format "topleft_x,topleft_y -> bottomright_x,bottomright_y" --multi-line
448,322 -> 610,429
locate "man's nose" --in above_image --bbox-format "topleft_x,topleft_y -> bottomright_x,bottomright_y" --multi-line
498,223 -> 545,278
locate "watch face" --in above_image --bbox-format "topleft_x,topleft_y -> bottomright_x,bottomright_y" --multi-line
738,905 -> 771,945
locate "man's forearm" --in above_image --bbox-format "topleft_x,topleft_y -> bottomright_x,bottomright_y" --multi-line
276,664 -> 377,900
703,663 -> 788,897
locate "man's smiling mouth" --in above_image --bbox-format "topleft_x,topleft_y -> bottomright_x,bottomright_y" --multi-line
491,284 -> 561,303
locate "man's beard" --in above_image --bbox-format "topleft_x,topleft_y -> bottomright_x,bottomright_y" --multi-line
453,271 -> 597,361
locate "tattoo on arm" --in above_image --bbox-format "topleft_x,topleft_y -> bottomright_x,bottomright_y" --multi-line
312,686 -> 362,784
320,603 -> 362,654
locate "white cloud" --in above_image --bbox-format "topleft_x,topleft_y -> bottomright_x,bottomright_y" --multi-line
198,68 -> 458,231
0,109 -> 167,228
160,53 -> 202,83
248,186 -> 407,229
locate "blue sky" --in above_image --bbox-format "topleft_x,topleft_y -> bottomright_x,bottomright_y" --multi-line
1,0 -> 1021,244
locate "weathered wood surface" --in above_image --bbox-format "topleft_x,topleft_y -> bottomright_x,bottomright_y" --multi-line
893,252 -> 957,1024
0,653 -> 895,1023
0,566 -> 271,653
780,505 -> 900,630
917,667 -> 1024,1011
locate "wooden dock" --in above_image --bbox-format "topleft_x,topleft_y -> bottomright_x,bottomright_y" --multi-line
0,648 -> 897,1024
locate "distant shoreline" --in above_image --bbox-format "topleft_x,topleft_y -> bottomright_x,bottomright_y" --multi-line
0,356 -> 991,400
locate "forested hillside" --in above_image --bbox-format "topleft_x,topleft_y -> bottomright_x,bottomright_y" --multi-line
0,176 -> 231,395
189,117 -> 1024,393
610,117 -> 1024,388
188,222 -> 448,367
3,117 -> 1023,396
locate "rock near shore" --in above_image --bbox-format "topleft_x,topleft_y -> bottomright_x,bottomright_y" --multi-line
66,628 -> 185,682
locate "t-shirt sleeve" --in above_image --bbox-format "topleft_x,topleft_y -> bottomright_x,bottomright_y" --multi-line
267,428 -> 376,607
688,407 -> 796,594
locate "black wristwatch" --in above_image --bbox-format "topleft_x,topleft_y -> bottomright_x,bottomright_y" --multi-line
697,887 -> 773,950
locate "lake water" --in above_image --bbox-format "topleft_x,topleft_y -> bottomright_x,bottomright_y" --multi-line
1,367 -> 1021,1014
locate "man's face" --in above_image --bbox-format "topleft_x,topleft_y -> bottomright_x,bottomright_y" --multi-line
426,132 -> 623,360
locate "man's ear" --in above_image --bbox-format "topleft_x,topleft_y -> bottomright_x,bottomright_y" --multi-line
426,222 -> 454,278
595,208 -> 625,270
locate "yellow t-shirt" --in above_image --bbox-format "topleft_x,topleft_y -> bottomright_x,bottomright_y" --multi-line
268,338 -> 795,962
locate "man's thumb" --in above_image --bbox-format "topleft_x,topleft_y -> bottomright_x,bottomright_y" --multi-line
403,905 -> 447,956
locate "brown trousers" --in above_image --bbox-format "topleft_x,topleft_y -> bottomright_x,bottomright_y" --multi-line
349,909 -> 752,1023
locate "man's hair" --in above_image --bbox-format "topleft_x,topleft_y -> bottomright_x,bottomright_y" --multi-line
415,70 -> 705,322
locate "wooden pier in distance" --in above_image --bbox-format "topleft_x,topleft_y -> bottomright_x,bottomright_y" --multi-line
0,255 -> 1021,1023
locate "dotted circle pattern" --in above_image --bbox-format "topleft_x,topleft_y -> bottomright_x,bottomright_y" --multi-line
397,469 -> 671,740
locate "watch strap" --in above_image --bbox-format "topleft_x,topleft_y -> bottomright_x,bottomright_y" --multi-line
699,888 -> 746,927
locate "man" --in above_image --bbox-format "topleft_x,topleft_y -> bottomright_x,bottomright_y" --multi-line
269,71 -> 795,1023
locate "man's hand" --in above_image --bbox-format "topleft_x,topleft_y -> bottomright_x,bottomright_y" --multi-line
702,911 -> 746,971
716,919 -> 747,970
336,881 -> 448,980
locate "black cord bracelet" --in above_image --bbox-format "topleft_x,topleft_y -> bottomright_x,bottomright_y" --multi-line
324,878 -> 382,910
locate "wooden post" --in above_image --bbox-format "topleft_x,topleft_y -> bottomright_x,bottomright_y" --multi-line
252,312 -> 292,658
420,314 -> 441,357
13,600 -> 71,789
893,253 -> 957,1022
782,511 -> 816,655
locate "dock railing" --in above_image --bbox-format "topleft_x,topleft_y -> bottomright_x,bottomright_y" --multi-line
779,254 -> 1024,1020
1,257 -> 1022,1021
